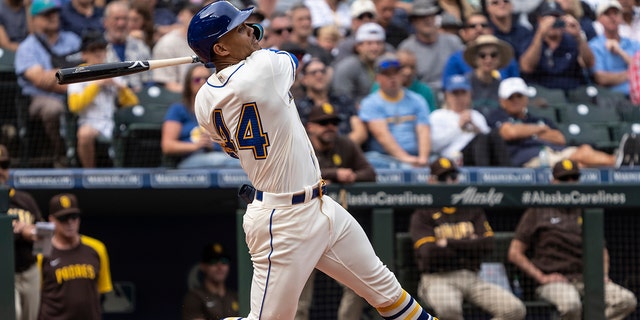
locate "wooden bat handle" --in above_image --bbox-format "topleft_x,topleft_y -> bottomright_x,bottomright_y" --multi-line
148,56 -> 201,70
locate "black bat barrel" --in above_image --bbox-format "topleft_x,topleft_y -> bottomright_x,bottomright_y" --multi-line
56,60 -> 150,84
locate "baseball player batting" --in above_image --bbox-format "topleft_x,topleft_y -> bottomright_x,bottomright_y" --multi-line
188,2 -> 437,320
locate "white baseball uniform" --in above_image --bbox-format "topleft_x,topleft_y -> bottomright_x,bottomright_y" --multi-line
196,49 -> 434,320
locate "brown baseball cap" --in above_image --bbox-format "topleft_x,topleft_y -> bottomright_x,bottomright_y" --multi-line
430,157 -> 459,177
201,242 -> 230,264
308,103 -> 341,123
49,193 -> 81,218
552,159 -> 580,180
0,144 -> 9,162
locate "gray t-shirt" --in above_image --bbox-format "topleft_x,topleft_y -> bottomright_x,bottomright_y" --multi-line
330,55 -> 375,104
0,1 -> 28,43
399,34 -> 463,92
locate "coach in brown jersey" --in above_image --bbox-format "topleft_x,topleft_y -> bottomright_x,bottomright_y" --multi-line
38,193 -> 113,320
410,157 -> 526,320
1,145 -> 44,320
508,159 -> 637,320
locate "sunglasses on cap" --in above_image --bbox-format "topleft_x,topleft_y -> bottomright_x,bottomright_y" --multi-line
0,161 -> 9,169
317,119 -> 340,126
56,213 -> 80,222
437,172 -> 458,182
557,174 -> 580,182
273,27 -> 293,35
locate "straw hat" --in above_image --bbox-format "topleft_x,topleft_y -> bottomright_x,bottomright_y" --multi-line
463,34 -> 514,69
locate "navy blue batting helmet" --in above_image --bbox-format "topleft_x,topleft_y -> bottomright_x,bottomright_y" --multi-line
188,1 -> 263,64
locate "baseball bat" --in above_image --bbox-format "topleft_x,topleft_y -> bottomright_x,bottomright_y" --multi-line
55,56 -> 201,84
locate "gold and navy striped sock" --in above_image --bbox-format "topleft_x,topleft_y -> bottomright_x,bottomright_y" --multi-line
376,290 -> 437,320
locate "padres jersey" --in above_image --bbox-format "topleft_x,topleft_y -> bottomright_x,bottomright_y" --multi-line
182,287 -> 239,320
38,235 -> 113,320
8,188 -> 43,272
195,49 -> 321,193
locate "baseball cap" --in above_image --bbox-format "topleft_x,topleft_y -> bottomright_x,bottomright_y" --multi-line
430,157 -> 459,177
31,0 -> 61,16
351,0 -> 376,19
49,193 -> 81,218
444,75 -> 471,92
308,103 -> 341,123
409,0 -> 440,17
375,53 -> 401,73
355,22 -> 385,43
0,144 -> 9,162
536,1 -> 564,17
552,159 -> 581,180
201,243 -> 230,264
596,0 -> 622,16
498,77 -> 532,99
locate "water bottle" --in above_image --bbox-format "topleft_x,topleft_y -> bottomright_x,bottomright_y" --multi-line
512,275 -> 524,300
538,146 -> 550,168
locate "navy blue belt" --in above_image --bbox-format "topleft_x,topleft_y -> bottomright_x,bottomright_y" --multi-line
256,184 -> 327,204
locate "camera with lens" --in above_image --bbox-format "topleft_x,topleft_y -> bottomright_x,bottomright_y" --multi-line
552,18 -> 565,29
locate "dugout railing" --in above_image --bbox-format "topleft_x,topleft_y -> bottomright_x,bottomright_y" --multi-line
234,183 -> 634,320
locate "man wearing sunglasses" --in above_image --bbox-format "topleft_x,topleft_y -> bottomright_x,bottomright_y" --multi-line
410,157 -> 526,320
509,159 -> 637,320
1,144 -> 44,320
38,193 -> 112,320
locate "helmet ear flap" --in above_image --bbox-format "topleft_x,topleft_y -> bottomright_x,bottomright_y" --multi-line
250,23 -> 264,41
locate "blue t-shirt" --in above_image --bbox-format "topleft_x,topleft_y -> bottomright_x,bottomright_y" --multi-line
486,108 -> 563,166
490,17 -> 534,59
60,2 -> 105,36
589,35 -> 640,95
0,1 -> 28,43
359,89 -> 431,156
164,103 -> 221,151
441,50 -> 520,88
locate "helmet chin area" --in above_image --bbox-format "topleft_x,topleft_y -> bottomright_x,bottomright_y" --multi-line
250,23 -> 264,42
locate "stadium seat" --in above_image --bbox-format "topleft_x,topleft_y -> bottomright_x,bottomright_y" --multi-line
558,102 -> 620,125
528,84 -> 567,107
567,85 -> 629,109
527,104 -> 559,124
136,85 -> 181,111
113,104 -> 167,167
610,122 -> 640,144
559,122 -> 616,151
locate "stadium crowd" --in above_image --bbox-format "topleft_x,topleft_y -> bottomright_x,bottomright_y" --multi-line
2,0 -> 640,168
1,0 -> 640,318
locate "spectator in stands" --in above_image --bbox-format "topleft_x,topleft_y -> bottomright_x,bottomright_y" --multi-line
284,3 -> 333,65
508,158 -> 638,320
371,48 -> 439,111
296,58 -> 368,146
484,0 -> 534,58
589,0 -> 640,96
304,0 -> 352,36
616,0 -> 640,42
555,0 -> 597,40
487,77 -> 635,168
442,12 -> 520,89
439,0 -> 478,27
103,0 -> 152,91
333,0 -> 380,63
1,144 -> 45,320
359,53 -> 431,168
399,0 -> 464,93
519,1 -> 595,91
127,2 -> 156,50
0,0 -> 30,51
39,193 -> 113,320
430,75 -> 512,166
130,0 -> 178,40
151,4 -> 201,93
373,0 -> 409,48
463,34 -> 515,104
410,157 -> 526,320
182,243 -> 239,320
68,30 -> 139,168
316,25 -> 342,62
332,22 -> 387,104
296,104 -> 377,320
161,64 -> 241,169
14,0 -> 82,168
261,11 -> 292,50
59,0 -> 105,37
